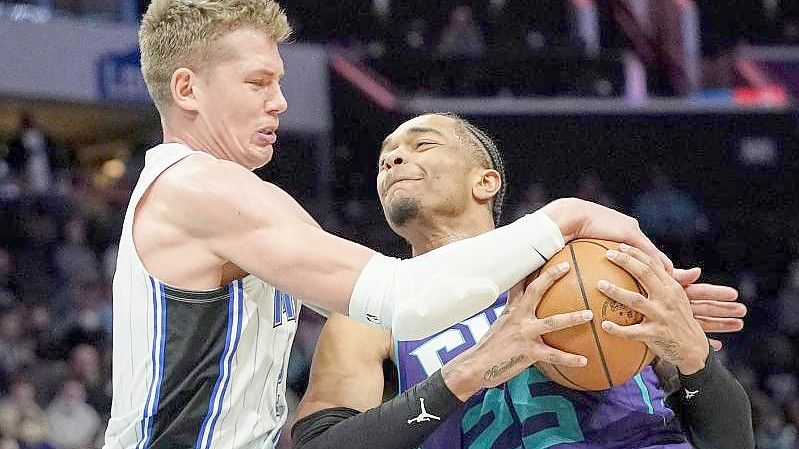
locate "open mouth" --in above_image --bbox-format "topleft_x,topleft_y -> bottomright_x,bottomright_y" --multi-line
255,127 -> 277,146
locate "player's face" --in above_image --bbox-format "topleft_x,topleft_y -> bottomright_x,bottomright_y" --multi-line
377,114 -> 485,230
193,27 -> 287,169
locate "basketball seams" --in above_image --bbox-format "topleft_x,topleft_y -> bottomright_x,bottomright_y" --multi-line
572,239 -> 612,251
569,242 -> 614,389
536,239 -> 651,391
574,239 -> 647,296
633,347 -> 650,376
576,239 -> 650,385
549,363 -> 590,391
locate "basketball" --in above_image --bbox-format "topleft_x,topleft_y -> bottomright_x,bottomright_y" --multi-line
535,239 -> 655,391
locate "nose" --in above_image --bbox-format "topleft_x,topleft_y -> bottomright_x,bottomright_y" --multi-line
382,153 -> 405,170
267,84 -> 288,115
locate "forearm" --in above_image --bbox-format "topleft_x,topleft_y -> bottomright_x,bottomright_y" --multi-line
666,347 -> 754,449
349,211 -> 564,339
292,371 -> 463,449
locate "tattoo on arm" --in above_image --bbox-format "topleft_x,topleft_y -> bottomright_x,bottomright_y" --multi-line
653,340 -> 681,363
483,356 -> 524,381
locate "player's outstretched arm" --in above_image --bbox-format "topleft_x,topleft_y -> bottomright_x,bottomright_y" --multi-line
168,159 -> 375,314
292,265 -> 594,449
598,244 -> 753,449
174,164 -> 663,337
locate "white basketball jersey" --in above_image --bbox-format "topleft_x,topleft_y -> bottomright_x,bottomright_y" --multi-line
103,143 -> 300,449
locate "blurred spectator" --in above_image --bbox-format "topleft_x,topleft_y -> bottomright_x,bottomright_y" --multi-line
5,113 -> 66,196
66,345 -> 110,417
62,282 -> 112,347
0,307 -> 36,387
45,379 -> 101,449
371,0 -> 391,22
755,409 -> 797,449
435,5 -> 485,59
433,6 -> 486,95
101,244 -> 117,283
0,161 -> 21,204
0,378 -> 52,449
484,0 -> 519,52
0,249 -> 16,309
13,207 -> 59,303
575,172 -> 618,209
403,19 -> 431,56
53,218 -> 100,286
0,437 -> 19,449
632,168 -> 708,262
509,182 -> 550,222
776,261 -> 799,338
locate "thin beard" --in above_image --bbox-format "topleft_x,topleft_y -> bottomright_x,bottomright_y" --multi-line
387,197 -> 420,227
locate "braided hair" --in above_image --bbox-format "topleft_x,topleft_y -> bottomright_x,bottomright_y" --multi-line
437,113 -> 507,224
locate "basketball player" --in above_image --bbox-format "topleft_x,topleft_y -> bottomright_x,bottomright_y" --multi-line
291,114 -> 753,449
103,1 -> 678,448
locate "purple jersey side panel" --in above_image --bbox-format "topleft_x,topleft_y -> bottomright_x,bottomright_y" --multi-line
396,294 -> 510,449
395,293 -> 692,449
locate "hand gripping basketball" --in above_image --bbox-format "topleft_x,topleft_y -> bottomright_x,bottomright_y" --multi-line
441,263 -> 593,399
599,244 -> 710,375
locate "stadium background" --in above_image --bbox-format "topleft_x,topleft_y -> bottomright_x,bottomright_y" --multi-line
0,0 -> 797,447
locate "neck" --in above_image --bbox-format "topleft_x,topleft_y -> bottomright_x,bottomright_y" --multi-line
403,211 -> 495,256
161,115 -> 237,164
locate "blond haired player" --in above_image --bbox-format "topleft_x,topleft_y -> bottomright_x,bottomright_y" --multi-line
106,1 -> 679,448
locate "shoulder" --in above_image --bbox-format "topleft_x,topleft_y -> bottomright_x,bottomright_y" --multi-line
154,156 -> 267,205
148,156 -> 309,231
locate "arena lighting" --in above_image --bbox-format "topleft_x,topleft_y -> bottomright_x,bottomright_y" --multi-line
94,158 -> 126,188
101,159 -> 126,180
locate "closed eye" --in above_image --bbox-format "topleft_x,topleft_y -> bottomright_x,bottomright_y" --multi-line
416,141 -> 438,149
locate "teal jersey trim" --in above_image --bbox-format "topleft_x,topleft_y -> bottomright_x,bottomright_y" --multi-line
633,374 -> 655,414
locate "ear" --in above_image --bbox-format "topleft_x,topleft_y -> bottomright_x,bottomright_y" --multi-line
473,168 -> 501,203
170,68 -> 201,113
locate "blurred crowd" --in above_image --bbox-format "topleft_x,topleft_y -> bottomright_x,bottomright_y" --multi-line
7,0 -> 798,50
282,0 -> 799,48
5,0 -> 799,96
289,0 -> 799,97
0,115 -> 129,449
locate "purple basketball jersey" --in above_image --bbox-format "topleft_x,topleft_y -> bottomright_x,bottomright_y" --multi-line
395,293 -> 691,449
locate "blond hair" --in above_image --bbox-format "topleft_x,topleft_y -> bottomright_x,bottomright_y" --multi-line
139,0 -> 291,111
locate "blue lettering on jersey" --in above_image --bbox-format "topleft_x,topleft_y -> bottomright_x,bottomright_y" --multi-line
273,289 -> 297,327
408,303 -> 506,376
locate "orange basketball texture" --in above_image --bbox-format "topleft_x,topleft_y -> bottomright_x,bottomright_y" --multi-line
534,239 -> 655,391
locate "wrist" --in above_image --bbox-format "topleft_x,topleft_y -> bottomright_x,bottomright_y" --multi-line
441,351 -> 483,402
677,341 -> 710,375
541,198 -> 582,242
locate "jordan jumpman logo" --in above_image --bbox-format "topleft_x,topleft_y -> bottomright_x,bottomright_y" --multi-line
407,398 -> 441,424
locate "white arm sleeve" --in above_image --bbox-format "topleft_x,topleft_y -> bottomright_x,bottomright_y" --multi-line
348,211 -> 565,340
